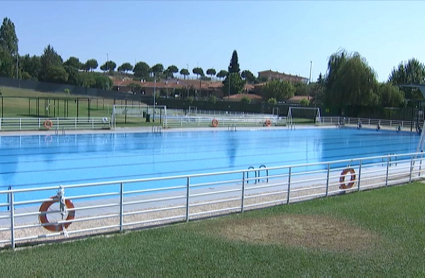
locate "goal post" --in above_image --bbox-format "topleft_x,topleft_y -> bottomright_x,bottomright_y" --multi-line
287,107 -> 321,125
112,104 -> 167,127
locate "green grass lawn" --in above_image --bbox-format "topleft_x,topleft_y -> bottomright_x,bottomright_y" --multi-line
0,182 -> 424,277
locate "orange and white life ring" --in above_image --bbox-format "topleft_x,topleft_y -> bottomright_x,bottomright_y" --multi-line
265,119 -> 271,127
339,168 -> 356,189
212,119 -> 219,127
44,119 -> 53,130
39,196 -> 75,232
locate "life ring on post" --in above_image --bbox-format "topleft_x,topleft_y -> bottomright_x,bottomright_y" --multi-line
339,168 -> 356,189
265,119 -> 271,127
211,119 -> 219,127
39,196 -> 75,232
44,119 -> 53,130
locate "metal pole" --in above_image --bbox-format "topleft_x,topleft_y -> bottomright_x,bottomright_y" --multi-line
287,167 -> 291,204
241,172 -> 245,213
119,182 -> 124,232
9,190 -> 15,249
186,177 -> 190,222
106,53 -> 108,73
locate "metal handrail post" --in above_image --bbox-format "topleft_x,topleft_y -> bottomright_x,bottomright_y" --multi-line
325,164 -> 330,197
357,160 -> 362,191
9,191 -> 15,249
385,155 -> 390,186
241,172 -> 245,213
186,177 -> 190,222
287,167 -> 292,204
119,182 -> 124,232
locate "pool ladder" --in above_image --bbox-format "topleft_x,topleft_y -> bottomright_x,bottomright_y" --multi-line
228,124 -> 237,132
246,164 -> 269,184
55,127 -> 66,135
152,126 -> 162,133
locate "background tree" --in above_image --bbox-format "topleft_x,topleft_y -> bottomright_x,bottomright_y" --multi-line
180,68 -> 189,79
0,48 -> 14,77
128,82 -> 142,94
389,58 -> 425,100
377,82 -> 405,107
192,67 -> 204,79
324,49 -> 378,108
206,68 -> 216,80
92,73 -> 113,90
63,57 -> 82,69
216,70 -> 228,80
241,95 -> 252,104
19,54 -> 40,80
117,62 -> 133,74
267,97 -> 277,104
83,59 -> 98,72
45,66 -> 68,83
79,73 -> 96,88
104,61 -> 116,72
228,50 -> 240,73
222,72 -> 245,96
63,65 -> 80,85
167,65 -> 178,78
294,82 -> 309,96
0,17 -> 19,78
299,98 -> 310,106
133,61 -> 150,79
0,17 -> 18,57
150,63 -> 164,78
241,70 -> 255,83
39,44 -> 64,82
260,80 -> 295,101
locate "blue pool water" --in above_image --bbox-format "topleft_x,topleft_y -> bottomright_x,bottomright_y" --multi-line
0,127 -> 419,204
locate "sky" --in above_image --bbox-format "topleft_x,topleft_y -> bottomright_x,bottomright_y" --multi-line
1,1 -> 425,82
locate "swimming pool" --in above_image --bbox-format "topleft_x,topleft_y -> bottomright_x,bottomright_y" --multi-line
0,127 -> 419,203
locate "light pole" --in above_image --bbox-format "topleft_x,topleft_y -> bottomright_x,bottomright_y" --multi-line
309,61 -> 312,84
106,53 -> 109,72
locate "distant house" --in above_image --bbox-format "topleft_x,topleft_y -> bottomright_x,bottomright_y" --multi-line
258,70 -> 309,84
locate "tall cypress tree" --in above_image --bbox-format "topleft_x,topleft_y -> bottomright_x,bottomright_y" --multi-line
228,50 -> 240,73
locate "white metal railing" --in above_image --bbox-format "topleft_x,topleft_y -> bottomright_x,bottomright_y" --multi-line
164,115 -> 285,128
1,152 -> 424,249
0,117 -> 111,131
319,116 -> 422,131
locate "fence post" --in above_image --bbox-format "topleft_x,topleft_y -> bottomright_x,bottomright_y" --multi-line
6,186 -> 11,211
287,167 -> 291,204
186,177 -> 190,222
409,156 -> 413,183
325,164 -> 330,197
241,172 -> 245,213
119,182 -> 124,232
385,155 -> 390,186
357,160 -> 362,191
9,190 -> 15,249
